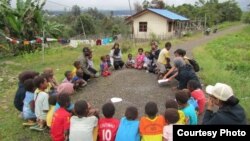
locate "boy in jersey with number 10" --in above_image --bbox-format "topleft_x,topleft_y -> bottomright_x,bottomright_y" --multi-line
98,103 -> 120,141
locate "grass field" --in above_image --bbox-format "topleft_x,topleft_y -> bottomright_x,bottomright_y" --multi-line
194,25 -> 250,121
0,22 -> 245,140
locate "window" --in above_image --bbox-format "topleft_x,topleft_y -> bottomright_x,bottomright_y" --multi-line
168,22 -> 173,32
139,22 -> 147,32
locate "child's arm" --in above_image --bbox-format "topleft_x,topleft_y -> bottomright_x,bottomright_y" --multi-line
64,129 -> 69,141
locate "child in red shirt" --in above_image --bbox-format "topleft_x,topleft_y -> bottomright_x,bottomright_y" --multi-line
98,103 -> 119,141
50,94 -> 71,141
187,80 -> 206,115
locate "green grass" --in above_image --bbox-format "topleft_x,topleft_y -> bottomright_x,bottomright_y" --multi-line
217,21 -> 241,30
194,25 -> 250,121
0,22 -> 243,140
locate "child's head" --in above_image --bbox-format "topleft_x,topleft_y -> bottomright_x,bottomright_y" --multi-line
187,80 -> 200,92
102,103 -> 115,118
76,69 -> 83,78
58,93 -> 70,108
145,51 -> 150,57
183,89 -> 191,98
138,48 -> 144,54
165,42 -> 172,50
64,71 -> 72,80
74,100 -> 88,118
165,99 -> 178,109
24,78 -> 35,92
19,71 -> 39,83
106,55 -> 110,61
43,68 -> 54,76
128,53 -> 132,60
164,108 -> 179,124
49,95 -> 57,106
33,76 -> 48,90
73,61 -> 81,69
41,73 -> 53,83
125,106 -> 138,120
100,56 -> 107,62
145,101 -> 158,118
175,90 -> 189,106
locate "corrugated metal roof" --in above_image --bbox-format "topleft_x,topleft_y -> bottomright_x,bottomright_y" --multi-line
148,8 -> 189,21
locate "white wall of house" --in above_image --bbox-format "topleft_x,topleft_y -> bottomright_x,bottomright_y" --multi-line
132,12 -> 174,39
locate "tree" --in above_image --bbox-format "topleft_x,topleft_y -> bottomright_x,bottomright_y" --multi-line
74,14 -> 96,35
111,24 -> 120,35
142,0 -> 149,9
71,5 -> 81,17
243,12 -> 250,24
218,0 -> 242,22
134,1 -> 143,13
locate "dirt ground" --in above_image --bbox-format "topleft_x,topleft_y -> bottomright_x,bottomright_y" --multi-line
72,24 -> 246,119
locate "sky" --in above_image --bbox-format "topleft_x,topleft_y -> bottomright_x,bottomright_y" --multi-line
10,0 -> 249,11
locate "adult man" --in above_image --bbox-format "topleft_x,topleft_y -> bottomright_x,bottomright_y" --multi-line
78,47 -> 99,81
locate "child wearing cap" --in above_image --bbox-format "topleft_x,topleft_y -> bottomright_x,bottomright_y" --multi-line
202,83 -> 247,125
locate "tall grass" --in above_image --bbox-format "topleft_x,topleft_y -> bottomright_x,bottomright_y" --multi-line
194,25 -> 250,121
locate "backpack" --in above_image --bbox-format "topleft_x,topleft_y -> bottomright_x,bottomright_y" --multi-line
188,59 -> 200,72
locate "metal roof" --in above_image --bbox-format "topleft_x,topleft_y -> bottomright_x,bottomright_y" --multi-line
147,8 -> 189,21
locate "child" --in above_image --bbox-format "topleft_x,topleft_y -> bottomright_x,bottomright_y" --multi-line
40,73 -> 56,95
183,89 -> 199,112
69,100 -> 98,141
143,51 -> 151,70
175,91 -> 198,125
30,76 -> 49,131
187,80 -> 206,115
115,106 -> 140,141
100,56 -> 111,77
22,79 -> 36,126
50,94 -> 71,141
140,102 -> 165,141
62,71 -> 73,83
106,55 -> 112,68
72,61 -> 81,77
46,95 -> 57,128
72,69 -> 87,90
165,99 -> 186,125
134,48 -> 145,69
98,103 -> 119,141
125,53 -> 135,68
163,108 -> 180,141
43,68 -> 58,89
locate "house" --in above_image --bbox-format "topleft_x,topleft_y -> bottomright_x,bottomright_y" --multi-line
125,8 -> 189,39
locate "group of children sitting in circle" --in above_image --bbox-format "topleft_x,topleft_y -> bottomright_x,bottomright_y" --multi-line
13,41 -> 247,141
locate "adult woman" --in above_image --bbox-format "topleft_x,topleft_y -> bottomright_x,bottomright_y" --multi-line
164,57 -> 201,90
110,43 -> 124,70
203,83 -> 247,125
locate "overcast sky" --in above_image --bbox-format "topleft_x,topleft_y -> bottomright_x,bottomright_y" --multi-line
11,0 -> 249,11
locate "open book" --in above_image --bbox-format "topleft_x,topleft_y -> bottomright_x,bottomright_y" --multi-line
158,79 -> 169,84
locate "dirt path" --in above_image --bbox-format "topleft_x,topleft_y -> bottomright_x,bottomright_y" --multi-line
74,24 -> 246,118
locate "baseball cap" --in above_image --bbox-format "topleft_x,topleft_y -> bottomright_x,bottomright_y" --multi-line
205,83 -> 234,101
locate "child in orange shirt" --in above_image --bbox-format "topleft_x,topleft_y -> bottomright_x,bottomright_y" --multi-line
140,102 -> 165,141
